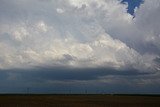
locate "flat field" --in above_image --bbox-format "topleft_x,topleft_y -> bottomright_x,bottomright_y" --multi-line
0,94 -> 159,107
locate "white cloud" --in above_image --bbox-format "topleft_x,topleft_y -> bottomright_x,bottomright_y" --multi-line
0,0 -> 159,72
0,21 -> 154,71
56,8 -> 65,14
134,0 -> 160,51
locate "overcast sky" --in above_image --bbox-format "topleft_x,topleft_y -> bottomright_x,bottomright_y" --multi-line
0,0 -> 160,94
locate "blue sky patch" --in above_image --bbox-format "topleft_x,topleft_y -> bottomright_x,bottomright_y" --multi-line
121,0 -> 144,15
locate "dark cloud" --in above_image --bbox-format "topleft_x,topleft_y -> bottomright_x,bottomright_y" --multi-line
0,67 -> 159,93
0,67 -> 149,81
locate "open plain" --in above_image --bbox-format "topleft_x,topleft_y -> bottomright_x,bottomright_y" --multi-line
0,94 -> 159,107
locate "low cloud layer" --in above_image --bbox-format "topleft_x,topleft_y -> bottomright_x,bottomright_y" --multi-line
0,67 -> 159,93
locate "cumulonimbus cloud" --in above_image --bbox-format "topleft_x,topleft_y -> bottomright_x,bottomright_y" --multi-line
0,0 -> 159,73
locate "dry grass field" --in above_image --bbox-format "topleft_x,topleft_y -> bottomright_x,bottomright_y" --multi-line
0,94 -> 159,107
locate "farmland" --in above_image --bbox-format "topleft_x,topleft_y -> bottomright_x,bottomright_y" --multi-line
0,94 -> 160,107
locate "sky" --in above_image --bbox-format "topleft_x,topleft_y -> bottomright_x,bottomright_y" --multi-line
121,0 -> 144,15
0,0 -> 160,94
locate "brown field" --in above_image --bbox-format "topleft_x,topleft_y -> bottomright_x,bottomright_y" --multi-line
0,94 -> 160,107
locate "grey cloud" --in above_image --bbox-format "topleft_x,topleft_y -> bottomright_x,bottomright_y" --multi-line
0,0 -> 158,72
0,0 -> 160,93
0,67 -> 147,81
0,67 -> 159,93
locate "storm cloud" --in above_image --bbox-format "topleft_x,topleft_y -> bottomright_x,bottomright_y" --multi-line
0,0 -> 160,93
